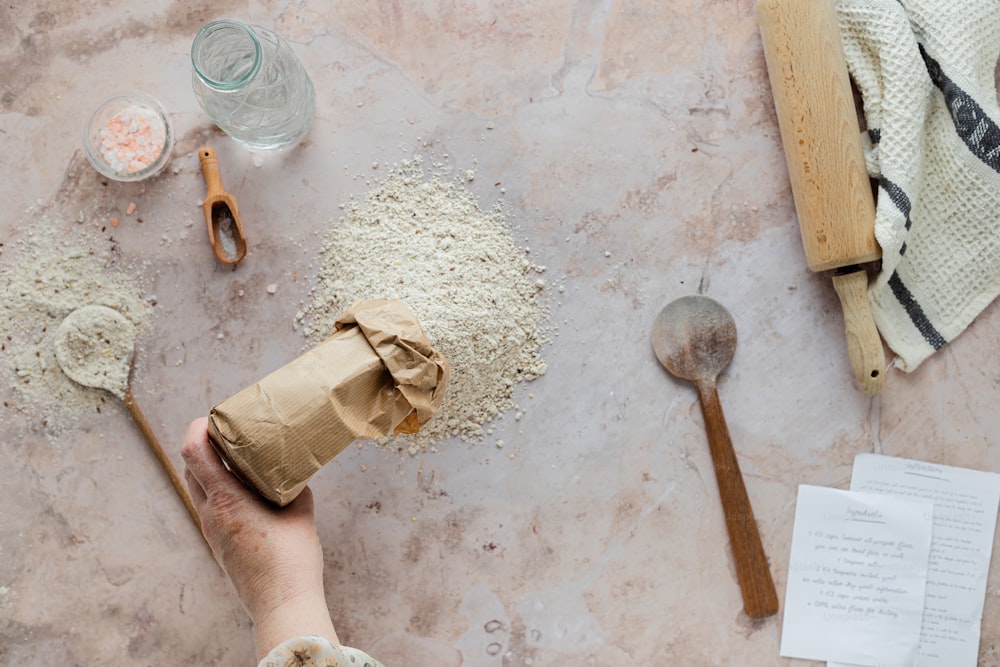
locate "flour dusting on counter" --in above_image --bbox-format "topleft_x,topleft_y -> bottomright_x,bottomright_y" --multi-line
298,158 -> 549,452
0,212 -> 151,430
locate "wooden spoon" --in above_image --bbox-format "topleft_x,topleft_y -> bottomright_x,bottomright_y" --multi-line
651,295 -> 778,618
53,305 -> 202,534
198,145 -> 247,265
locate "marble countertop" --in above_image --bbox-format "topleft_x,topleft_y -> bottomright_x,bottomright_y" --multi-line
3,2 -> 1000,665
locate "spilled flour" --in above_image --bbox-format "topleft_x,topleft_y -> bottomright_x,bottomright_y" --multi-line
0,212 -> 151,430
53,305 -> 137,400
297,158 -> 549,452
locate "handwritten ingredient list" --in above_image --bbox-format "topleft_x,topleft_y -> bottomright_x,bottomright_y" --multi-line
780,485 -> 932,665
780,455 -> 1000,667
838,454 -> 1000,667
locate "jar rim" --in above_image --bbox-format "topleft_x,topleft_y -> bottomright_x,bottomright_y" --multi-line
191,19 -> 262,91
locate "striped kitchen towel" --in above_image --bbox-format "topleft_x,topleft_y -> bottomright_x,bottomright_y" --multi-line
836,0 -> 1000,371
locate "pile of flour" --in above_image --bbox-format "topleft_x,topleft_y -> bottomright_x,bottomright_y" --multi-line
0,212 -> 150,429
297,158 -> 549,452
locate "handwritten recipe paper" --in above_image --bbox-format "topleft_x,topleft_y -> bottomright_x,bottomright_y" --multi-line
836,454 -> 1000,667
779,485 -> 933,666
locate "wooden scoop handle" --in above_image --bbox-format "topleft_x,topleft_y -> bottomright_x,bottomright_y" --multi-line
124,387 -> 203,534
198,146 -> 225,200
697,380 -> 779,619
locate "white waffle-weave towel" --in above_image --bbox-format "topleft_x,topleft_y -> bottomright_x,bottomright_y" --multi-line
836,0 -> 1000,371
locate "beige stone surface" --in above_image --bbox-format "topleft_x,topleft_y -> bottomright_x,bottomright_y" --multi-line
3,1 -> 1000,665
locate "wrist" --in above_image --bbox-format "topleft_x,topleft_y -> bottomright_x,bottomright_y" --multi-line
252,589 -> 340,660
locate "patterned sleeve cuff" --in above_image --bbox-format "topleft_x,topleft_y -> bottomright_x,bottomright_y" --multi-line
257,635 -> 384,667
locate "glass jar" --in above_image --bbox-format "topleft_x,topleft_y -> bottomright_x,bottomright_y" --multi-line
191,19 -> 315,150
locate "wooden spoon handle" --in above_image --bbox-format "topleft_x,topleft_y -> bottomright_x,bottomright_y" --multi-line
697,381 -> 779,618
123,388 -> 203,535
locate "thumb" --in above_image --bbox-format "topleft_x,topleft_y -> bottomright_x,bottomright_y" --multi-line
181,417 -> 245,499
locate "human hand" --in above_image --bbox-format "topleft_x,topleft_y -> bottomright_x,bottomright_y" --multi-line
181,417 -> 339,658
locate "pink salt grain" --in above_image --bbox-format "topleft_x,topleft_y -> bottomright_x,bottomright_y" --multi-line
97,104 -> 166,175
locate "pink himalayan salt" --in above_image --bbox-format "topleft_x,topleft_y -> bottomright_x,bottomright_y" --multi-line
97,104 -> 166,174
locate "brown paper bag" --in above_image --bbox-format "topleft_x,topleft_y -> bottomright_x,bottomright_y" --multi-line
207,299 -> 449,506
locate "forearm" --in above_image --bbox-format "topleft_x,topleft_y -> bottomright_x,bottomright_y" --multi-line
252,591 -> 340,660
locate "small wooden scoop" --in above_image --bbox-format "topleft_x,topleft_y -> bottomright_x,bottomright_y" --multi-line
198,146 -> 247,265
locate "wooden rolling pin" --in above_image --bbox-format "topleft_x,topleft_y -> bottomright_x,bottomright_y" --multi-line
757,0 -> 885,395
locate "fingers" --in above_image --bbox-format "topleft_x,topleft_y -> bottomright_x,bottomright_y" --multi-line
181,418 -> 208,508
283,485 -> 316,520
180,417 -> 313,519
185,467 -> 207,506
180,417 -> 211,470
181,417 -> 240,496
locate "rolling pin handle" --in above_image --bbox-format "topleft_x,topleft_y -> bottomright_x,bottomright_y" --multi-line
831,268 -> 886,395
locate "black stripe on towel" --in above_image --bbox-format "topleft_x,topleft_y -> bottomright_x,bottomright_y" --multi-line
920,44 -> 1000,172
888,272 -> 947,349
878,176 -> 913,235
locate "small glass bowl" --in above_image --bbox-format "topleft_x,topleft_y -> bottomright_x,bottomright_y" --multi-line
82,93 -> 174,182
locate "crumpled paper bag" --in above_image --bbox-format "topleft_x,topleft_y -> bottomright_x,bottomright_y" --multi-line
207,299 -> 450,506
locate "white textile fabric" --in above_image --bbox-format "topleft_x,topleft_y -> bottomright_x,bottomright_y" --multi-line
257,635 -> 384,667
836,0 -> 1000,370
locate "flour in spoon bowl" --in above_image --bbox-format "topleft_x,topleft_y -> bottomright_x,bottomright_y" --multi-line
53,305 -> 137,400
